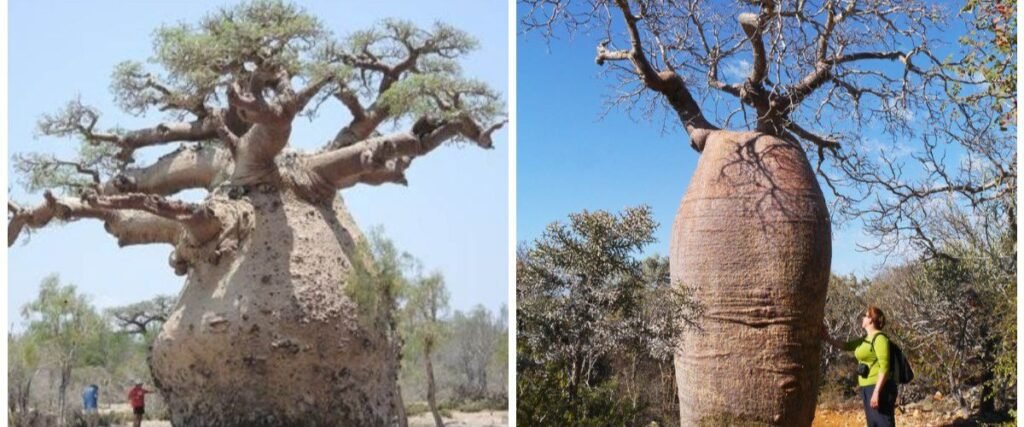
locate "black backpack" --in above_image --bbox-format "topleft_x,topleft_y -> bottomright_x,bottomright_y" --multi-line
870,333 -> 914,384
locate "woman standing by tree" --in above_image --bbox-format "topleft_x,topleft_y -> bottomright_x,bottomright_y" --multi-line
823,307 -> 897,426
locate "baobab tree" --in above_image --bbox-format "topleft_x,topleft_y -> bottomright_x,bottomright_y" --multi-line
107,295 -> 175,338
8,1 -> 504,426
404,272 -> 450,427
522,0 -> 999,425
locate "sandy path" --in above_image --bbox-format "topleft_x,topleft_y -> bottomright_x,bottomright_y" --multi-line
109,411 -> 508,427
408,410 -> 508,427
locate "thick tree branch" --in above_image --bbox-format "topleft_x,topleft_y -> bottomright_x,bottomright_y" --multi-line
227,80 -> 290,126
737,13 -> 767,86
230,123 -> 292,185
97,120 -> 220,163
8,192 -> 183,247
103,144 -> 233,196
326,85 -> 388,150
601,0 -> 718,151
305,117 -> 501,191
289,75 -> 334,114
81,193 -> 222,244
334,87 -> 367,122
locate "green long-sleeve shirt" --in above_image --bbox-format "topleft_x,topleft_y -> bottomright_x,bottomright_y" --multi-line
844,331 -> 890,388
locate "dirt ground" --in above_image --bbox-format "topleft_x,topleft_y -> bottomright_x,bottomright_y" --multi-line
813,407 -> 979,427
106,411 -> 509,427
110,422 -> 171,427
408,410 -> 508,427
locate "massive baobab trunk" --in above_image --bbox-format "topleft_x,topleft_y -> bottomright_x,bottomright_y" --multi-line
8,5 -> 505,426
150,190 -> 395,426
670,130 -> 831,426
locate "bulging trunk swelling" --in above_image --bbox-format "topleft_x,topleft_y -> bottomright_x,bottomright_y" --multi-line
151,188 -> 396,426
670,131 -> 831,426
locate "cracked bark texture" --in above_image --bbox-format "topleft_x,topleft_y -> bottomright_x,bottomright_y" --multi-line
9,3 -> 504,426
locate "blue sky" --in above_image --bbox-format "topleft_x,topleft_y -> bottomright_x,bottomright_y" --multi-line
514,4 -> 973,275
7,1 -> 509,328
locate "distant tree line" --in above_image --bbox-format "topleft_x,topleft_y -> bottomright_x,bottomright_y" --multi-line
9,231 -> 508,427
8,275 -> 167,427
351,229 -> 508,427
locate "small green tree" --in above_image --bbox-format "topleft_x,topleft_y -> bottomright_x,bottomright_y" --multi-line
20,275 -> 105,427
347,228 -> 415,427
404,272 -> 449,427
8,334 -> 42,417
446,305 -> 503,400
517,206 -> 700,425
488,304 -> 509,402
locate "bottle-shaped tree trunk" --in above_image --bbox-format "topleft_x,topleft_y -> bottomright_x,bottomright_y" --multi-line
150,190 -> 398,426
670,131 -> 831,426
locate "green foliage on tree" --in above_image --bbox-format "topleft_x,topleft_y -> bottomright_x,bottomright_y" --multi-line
347,228 -> 414,332
8,334 -> 42,415
517,206 -> 700,425
404,271 -> 450,427
348,230 -> 508,418
821,199 -> 1015,416
954,0 -> 1016,127
445,305 -> 505,401
19,275 -> 107,426
13,0 -> 504,196
7,285 -> 197,426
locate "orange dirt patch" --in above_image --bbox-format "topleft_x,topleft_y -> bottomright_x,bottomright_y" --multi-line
814,407 -> 970,427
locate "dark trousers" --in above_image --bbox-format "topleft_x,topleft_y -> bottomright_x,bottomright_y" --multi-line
859,382 -> 897,427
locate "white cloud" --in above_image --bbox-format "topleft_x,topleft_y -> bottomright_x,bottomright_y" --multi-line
722,59 -> 752,82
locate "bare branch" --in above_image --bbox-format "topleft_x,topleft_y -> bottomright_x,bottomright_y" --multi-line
8,192 -> 184,247
80,192 -> 222,244
600,0 -> 718,151
289,75 -> 334,114
306,117 -> 500,191
786,121 -> 840,150
737,13 -> 766,85
38,106 -> 223,163
103,144 -> 233,196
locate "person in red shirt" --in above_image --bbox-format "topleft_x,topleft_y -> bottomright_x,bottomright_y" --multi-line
127,380 -> 152,427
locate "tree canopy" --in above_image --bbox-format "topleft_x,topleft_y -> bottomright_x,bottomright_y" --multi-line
9,0 -> 506,266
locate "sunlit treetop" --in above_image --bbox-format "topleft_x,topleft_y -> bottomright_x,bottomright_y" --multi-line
9,0 -> 506,251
